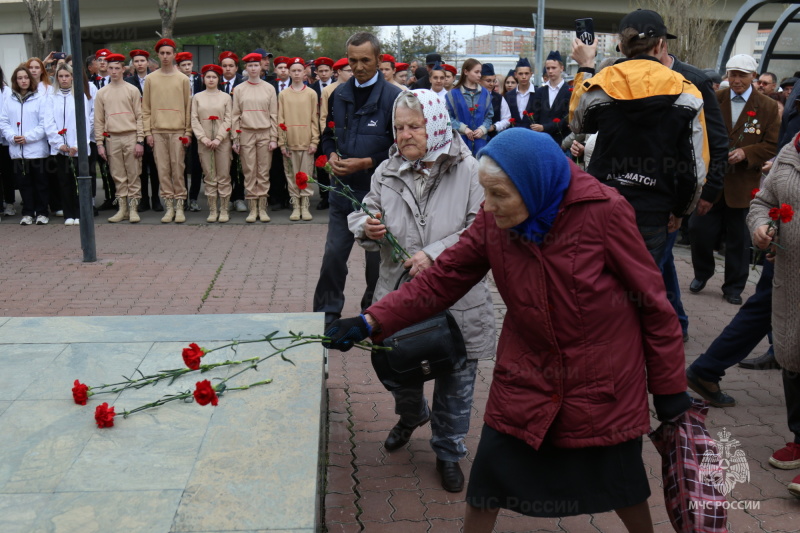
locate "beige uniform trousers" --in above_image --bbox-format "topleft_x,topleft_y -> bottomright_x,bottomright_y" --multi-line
198,139 -> 233,198
239,129 -> 272,199
107,132 -> 142,199
153,132 -> 187,199
283,149 -> 314,198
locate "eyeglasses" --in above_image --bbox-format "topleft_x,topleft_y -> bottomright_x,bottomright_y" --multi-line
340,68 -> 352,73
757,80 -> 774,86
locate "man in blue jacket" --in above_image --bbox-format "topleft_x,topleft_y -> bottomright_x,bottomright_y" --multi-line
313,32 -> 402,329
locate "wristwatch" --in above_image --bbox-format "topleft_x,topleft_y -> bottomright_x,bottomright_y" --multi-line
137,141 -> 145,146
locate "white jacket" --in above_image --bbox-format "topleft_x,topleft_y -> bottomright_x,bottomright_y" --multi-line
0,86 -> 9,146
0,90 -> 51,159
47,89 -> 94,156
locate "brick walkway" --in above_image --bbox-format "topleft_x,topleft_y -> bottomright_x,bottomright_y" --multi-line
0,219 -> 796,532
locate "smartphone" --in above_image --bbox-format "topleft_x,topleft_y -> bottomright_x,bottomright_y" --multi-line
575,18 -> 595,46
53,52 -> 67,60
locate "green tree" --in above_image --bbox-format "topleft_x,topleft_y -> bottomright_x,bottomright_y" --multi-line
313,26 -> 380,60
388,26 -> 455,64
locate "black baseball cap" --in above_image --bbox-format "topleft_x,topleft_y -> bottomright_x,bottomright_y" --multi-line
619,9 -> 677,40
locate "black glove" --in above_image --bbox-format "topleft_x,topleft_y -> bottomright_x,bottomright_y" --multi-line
653,392 -> 693,421
323,315 -> 372,352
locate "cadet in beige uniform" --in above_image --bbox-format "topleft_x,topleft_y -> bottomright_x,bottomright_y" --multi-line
94,53 -> 144,223
232,52 -> 278,223
142,38 -> 192,223
278,57 -> 319,221
191,64 -> 233,223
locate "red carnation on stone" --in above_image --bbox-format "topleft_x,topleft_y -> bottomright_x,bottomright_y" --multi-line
182,343 -> 206,370
193,380 -> 219,406
72,379 -> 90,405
751,188 -> 760,200
94,402 -> 116,428
315,155 -> 328,168
279,123 -> 288,131
296,171 -> 309,190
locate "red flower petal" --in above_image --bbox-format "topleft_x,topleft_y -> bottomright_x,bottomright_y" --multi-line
295,171 -> 309,190
193,380 -> 219,406
750,188 -> 760,200
72,379 -> 89,405
182,343 -> 205,370
315,155 -> 328,168
94,402 -> 116,428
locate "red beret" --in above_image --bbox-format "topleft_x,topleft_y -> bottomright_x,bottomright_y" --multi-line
201,64 -> 223,77
242,52 -> 263,64
95,49 -> 111,59
443,64 -> 457,75
218,51 -> 239,64
129,49 -> 149,59
332,58 -> 349,71
380,54 -> 397,64
314,57 -> 334,68
273,56 -> 289,66
105,53 -> 126,64
289,57 -> 305,67
155,38 -> 176,52
175,52 -> 193,63
395,62 -> 409,72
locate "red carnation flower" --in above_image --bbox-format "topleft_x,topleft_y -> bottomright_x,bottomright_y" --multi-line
102,132 -> 110,137
769,207 -> 781,221
779,203 -> 794,223
552,118 -> 561,123
296,171 -> 309,190
94,402 -> 116,428
182,342 -> 206,370
208,116 -> 219,121
72,379 -> 90,405
279,123 -> 288,131
568,87 -> 573,92
236,129 -> 242,134
193,380 -> 219,406
58,128 -> 68,135
468,106 -> 476,113
179,136 -> 189,145
751,188 -> 760,200
16,122 -> 20,127
327,121 -> 335,129
315,155 -> 328,168
509,118 -> 516,125
226,128 -> 231,131
746,111 -> 756,118
522,111 -> 530,116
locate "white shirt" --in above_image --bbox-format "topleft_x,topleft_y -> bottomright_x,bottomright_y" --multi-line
547,79 -> 565,107
277,78 -> 290,92
516,86 -> 533,116
355,71 -> 380,88
730,85 -> 752,125
494,98 -> 513,132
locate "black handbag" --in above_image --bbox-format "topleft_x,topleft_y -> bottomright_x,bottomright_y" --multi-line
371,270 -> 468,391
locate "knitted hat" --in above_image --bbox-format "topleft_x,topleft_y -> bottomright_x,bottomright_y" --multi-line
477,129 -> 571,244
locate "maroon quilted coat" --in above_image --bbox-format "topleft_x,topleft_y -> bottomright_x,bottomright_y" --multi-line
367,163 -> 687,450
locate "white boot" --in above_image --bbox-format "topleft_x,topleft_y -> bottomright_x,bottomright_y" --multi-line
128,198 -> 140,223
108,197 -> 128,223
174,199 -> 186,223
160,199 -> 174,223
289,197 -> 301,221
300,196 -> 313,221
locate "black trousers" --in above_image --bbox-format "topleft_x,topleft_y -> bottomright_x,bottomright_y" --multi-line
315,145 -> 329,202
140,144 -> 159,199
0,144 -> 15,204
15,158 -> 49,217
783,369 -> 800,443
313,186 -> 380,324
185,135 -> 203,201
54,154 -> 80,219
689,200 -> 750,297
230,153 -> 243,202
45,155 -> 62,212
269,148 -> 288,205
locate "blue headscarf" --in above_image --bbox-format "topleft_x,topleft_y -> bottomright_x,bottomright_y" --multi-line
477,129 -> 571,244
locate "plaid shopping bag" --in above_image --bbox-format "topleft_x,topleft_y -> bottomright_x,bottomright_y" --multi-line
649,398 -> 728,533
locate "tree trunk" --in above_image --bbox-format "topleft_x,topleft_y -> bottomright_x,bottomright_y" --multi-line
22,0 -> 54,59
157,0 -> 180,40
44,0 -> 53,56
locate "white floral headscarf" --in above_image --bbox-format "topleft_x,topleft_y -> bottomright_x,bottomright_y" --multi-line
392,89 -> 453,178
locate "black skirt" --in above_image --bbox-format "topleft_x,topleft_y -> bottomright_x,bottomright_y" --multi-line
466,423 -> 650,517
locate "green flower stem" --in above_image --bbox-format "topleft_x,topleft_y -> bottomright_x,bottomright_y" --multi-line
224,379 -> 273,391
308,174 -> 411,261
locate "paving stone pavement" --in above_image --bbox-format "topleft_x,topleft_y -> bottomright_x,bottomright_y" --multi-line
0,220 -> 796,532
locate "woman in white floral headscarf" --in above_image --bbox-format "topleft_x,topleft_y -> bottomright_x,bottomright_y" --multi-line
347,89 -> 496,493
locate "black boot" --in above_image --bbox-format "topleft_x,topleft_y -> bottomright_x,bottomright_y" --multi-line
139,197 -> 151,212
152,196 -> 164,212
316,197 -> 329,210
739,349 -> 781,370
436,459 -> 464,492
384,416 -> 430,451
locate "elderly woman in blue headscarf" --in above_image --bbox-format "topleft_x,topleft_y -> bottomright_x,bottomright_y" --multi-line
346,89 -> 496,494
326,128 -> 691,531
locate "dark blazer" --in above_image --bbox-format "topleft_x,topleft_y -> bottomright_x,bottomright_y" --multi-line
309,79 -> 336,99
92,74 -> 110,90
124,72 -> 149,95
189,73 -> 205,96
269,77 -> 293,96
503,87 -> 536,125
717,88 -> 779,208
220,73 -> 243,96
410,75 -> 431,90
531,82 -> 571,142
671,56 -> 728,204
